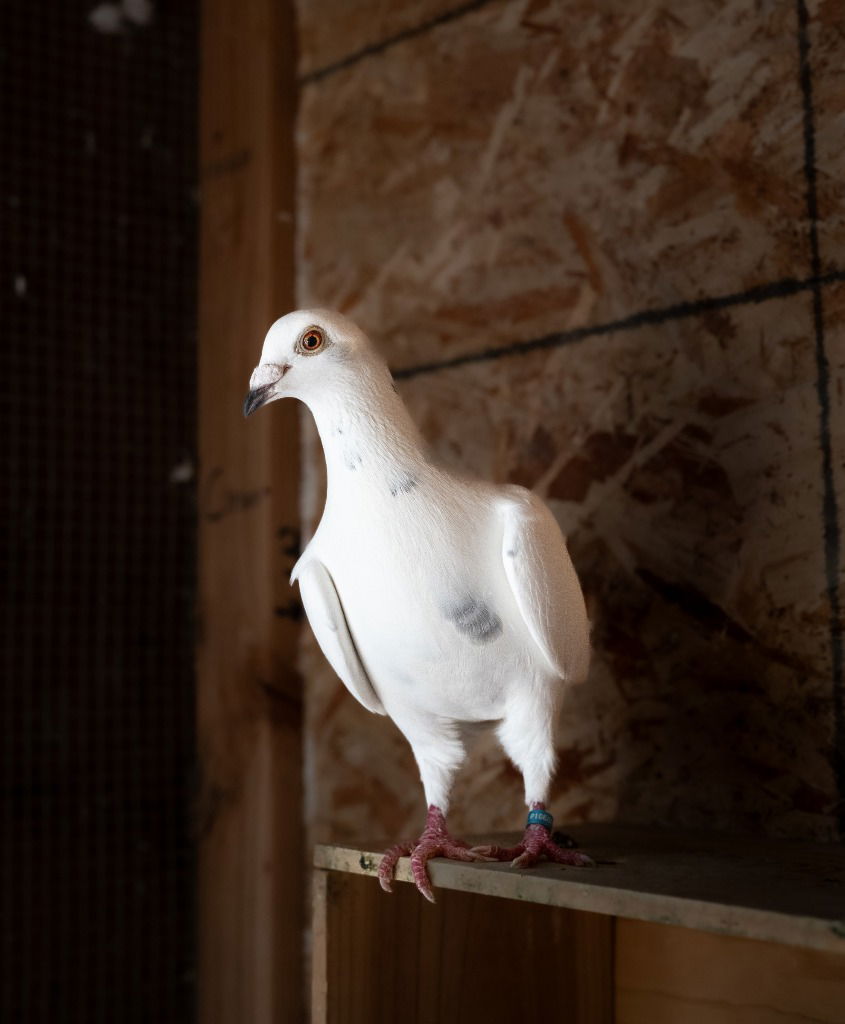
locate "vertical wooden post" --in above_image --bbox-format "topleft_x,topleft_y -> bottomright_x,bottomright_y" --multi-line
198,1 -> 301,1022
311,871 -> 330,1021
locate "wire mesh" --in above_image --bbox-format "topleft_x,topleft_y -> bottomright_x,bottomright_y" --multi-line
1,2 -> 197,1020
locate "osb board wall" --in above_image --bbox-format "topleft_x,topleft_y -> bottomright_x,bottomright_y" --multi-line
295,0 -> 845,846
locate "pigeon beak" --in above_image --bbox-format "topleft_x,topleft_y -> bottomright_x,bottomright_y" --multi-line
243,362 -> 291,418
243,383 -> 274,418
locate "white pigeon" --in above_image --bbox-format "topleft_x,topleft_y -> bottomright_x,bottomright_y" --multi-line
244,309 -> 593,901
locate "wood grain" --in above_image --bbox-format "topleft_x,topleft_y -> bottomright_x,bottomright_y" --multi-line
198,0 -> 301,1021
312,868 -> 614,1024
315,823 -> 845,954
297,0 -> 843,851
616,919 -> 845,1024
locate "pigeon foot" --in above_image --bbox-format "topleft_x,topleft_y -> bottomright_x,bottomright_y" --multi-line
377,805 -> 490,903
473,805 -> 594,869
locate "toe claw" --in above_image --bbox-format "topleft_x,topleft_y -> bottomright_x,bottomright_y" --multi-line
379,808 -> 489,902
488,823 -> 596,871
377,843 -> 409,893
545,844 -> 595,867
417,882 -> 436,904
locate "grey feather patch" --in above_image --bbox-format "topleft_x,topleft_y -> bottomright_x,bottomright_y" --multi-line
389,472 -> 417,497
445,597 -> 503,644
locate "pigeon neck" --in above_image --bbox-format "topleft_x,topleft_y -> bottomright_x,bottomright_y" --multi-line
306,368 -> 428,497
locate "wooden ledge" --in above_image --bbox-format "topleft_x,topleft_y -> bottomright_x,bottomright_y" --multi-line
315,822 -> 845,954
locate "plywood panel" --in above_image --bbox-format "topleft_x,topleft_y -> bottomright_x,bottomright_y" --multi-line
818,283 -> 845,836
809,0 -> 845,270
616,919 -> 845,1024
805,2 -> 845,841
304,291 -> 838,848
297,0 -> 470,78
298,0 -> 807,367
297,0 -> 844,860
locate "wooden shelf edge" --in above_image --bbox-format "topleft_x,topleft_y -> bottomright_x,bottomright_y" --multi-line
314,823 -> 845,956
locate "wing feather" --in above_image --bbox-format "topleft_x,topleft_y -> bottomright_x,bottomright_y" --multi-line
500,490 -> 590,683
295,560 -> 386,715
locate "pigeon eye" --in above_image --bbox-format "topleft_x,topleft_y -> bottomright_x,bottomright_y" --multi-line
298,327 -> 325,355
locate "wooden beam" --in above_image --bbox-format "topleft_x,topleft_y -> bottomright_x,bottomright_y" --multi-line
198,1 -> 301,1022
315,823 -> 845,954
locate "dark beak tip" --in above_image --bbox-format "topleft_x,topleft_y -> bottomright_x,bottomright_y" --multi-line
243,388 -> 263,418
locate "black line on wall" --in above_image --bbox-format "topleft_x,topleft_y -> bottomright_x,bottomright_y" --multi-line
393,270 -> 845,379
796,0 -> 844,836
300,0 -> 500,85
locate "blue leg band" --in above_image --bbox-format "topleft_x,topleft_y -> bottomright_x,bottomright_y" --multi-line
526,808 -> 553,830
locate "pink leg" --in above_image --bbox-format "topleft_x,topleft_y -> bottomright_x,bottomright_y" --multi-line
377,805 -> 488,903
474,803 -> 594,869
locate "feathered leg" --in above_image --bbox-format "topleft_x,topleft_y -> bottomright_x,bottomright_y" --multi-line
378,725 -> 489,902
474,700 -> 593,869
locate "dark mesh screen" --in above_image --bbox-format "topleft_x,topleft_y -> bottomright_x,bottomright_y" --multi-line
1,2 -> 197,1020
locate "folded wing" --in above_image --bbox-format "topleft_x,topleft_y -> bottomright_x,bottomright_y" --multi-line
500,490 -> 590,683
294,559 -> 386,715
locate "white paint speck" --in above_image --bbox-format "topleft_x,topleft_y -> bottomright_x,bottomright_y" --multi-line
88,3 -> 123,33
88,0 -> 153,33
169,458 -> 194,484
122,0 -> 153,25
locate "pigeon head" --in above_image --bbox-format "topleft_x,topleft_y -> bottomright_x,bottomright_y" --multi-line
243,308 -> 386,417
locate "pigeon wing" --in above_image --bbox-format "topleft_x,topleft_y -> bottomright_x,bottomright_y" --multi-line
500,490 -> 590,683
294,559 -> 387,715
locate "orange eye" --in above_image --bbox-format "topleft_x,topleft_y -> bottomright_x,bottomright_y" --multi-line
299,327 -> 325,354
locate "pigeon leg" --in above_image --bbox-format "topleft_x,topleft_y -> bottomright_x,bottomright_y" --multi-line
377,805 -> 488,903
479,707 -> 593,869
474,802 -> 594,868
